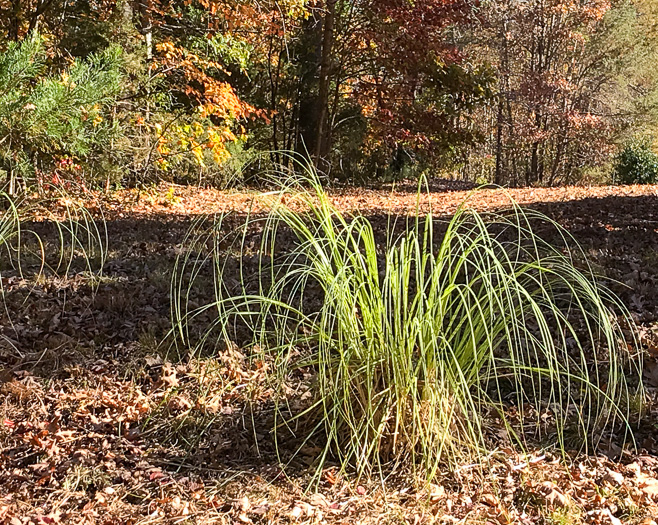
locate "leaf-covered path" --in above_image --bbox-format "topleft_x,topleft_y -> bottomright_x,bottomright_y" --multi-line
100,181 -> 658,217
2,183 -> 658,524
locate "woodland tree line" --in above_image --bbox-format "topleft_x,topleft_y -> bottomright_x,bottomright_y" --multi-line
2,0 -> 658,189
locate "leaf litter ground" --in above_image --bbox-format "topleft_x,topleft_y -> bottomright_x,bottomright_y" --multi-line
3,182 -> 658,524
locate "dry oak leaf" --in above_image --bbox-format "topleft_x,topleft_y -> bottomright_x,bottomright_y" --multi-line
0,379 -> 32,400
235,496 -> 250,513
429,483 -> 446,501
480,493 -> 498,507
538,481 -> 569,508
637,473 -> 658,501
161,363 -> 179,387
289,506 -> 303,520
585,509 -> 622,525
604,469 -> 625,486
168,394 -> 192,412
309,493 -> 330,508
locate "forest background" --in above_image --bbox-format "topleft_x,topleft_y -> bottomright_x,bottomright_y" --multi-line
2,0 -> 658,190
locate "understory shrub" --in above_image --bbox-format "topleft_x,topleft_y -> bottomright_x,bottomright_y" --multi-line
174,169 -> 641,481
613,139 -> 658,185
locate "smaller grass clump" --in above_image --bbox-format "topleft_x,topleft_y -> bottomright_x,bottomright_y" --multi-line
173,169 -> 641,481
0,188 -> 106,280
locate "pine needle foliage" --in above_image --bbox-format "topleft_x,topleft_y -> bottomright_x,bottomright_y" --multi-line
174,169 -> 640,481
0,33 -> 123,186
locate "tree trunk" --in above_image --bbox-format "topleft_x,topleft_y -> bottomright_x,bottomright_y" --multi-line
8,0 -> 21,41
495,95 -> 504,186
314,0 -> 336,172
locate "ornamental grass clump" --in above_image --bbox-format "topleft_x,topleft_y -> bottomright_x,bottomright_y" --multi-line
174,172 -> 640,480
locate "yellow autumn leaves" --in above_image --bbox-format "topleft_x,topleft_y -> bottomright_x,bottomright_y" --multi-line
155,120 -> 238,170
